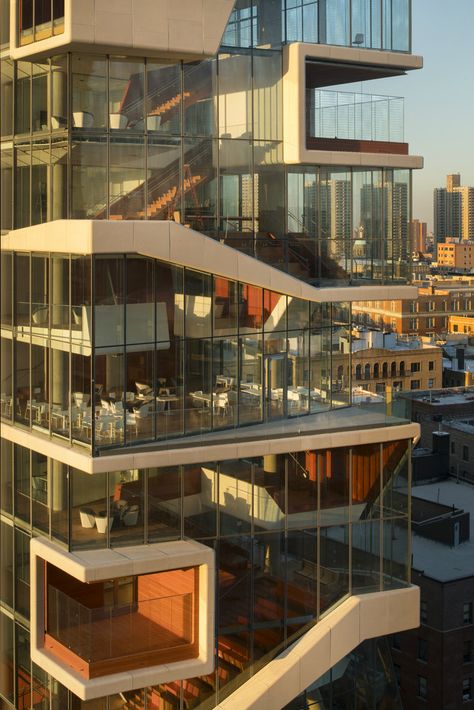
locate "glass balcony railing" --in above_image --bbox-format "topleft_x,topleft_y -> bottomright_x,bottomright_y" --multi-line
307,89 -> 404,144
46,585 -> 194,671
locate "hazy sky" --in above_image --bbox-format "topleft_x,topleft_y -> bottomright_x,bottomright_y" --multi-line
362,0 -> 474,231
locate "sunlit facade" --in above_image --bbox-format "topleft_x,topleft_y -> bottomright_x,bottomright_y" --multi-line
1,1 -> 421,708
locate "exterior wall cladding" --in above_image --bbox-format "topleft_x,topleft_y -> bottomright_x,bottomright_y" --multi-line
0,1 -> 422,708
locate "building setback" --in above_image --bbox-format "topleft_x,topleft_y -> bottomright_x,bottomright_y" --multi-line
1,1 -> 422,708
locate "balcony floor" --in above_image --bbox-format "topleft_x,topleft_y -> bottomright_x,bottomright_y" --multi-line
45,608 -> 194,679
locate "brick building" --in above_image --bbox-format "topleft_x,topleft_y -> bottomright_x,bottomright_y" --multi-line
353,279 -> 474,337
351,330 -> 442,394
392,477 -> 474,710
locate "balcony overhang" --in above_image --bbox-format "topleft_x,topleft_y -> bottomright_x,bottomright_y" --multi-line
283,42 -> 423,168
31,537 -> 215,700
2,220 -> 419,304
10,0 -> 234,62
2,408 -> 420,474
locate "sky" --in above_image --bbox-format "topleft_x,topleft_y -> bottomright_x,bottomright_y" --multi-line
363,0 -> 474,231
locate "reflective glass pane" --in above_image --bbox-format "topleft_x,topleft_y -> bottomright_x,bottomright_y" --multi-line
147,137 -> 181,220
15,529 -> 30,617
239,335 -> 262,425
0,440 -> 13,514
148,466 -> 181,541
319,524 -> 350,614
146,62 -> 181,136
71,138 -> 107,218
0,522 -> 14,609
219,459 -> 252,536
183,463 -> 217,538
70,468 -> 107,550
109,469 -> 144,546
183,60 -> 217,137
109,138 -> 145,220
352,520 -> 381,593
50,460 -> 68,544
32,450 -> 48,532
109,58 -> 144,131
319,447 -> 350,526
94,256 -> 124,347
71,55 -> 107,130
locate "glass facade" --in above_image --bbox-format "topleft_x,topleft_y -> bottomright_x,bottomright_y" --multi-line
1,251 -> 352,449
284,637 -> 403,709
0,437 -> 410,707
0,49 -> 411,285
223,0 -> 411,52
0,0 -> 418,706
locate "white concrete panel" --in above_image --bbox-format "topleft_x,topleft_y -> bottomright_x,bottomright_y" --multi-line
216,586 -> 420,710
0,416 -> 420,474
10,0 -> 234,61
30,537 -> 215,700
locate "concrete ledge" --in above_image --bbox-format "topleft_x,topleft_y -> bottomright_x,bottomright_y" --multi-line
2,220 -> 419,304
10,0 -> 234,61
215,586 -> 420,710
1,414 -> 420,473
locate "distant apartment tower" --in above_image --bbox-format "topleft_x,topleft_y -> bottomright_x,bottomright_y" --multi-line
410,219 -> 427,252
434,174 -> 474,244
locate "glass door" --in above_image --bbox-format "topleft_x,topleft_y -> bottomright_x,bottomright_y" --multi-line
264,353 -> 287,421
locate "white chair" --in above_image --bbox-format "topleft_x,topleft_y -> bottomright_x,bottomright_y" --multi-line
73,111 -> 94,128
51,114 -> 67,129
214,393 -> 229,416
95,514 -> 113,534
123,505 -> 139,527
135,382 -> 152,397
80,508 -> 96,528
146,115 -> 161,131
32,307 -> 48,324
109,112 -> 128,129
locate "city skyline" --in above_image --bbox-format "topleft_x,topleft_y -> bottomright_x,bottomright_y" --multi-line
362,0 -> 474,231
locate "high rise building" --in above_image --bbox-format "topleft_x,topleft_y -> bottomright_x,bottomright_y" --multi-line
1,1 -> 422,708
434,174 -> 474,245
410,219 -> 428,253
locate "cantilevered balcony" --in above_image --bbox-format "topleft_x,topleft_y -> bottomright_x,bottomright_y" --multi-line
45,574 -> 196,679
307,89 -> 407,155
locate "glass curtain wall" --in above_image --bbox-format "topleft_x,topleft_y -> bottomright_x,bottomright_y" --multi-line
6,53 -> 410,285
222,0 -> 411,51
1,251 -> 351,448
287,166 -> 410,284
0,439 -> 410,706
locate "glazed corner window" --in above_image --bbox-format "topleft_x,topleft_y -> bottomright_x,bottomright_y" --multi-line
19,0 -> 64,46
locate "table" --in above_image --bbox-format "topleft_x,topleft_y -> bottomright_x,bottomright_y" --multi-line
156,394 -> 178,411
